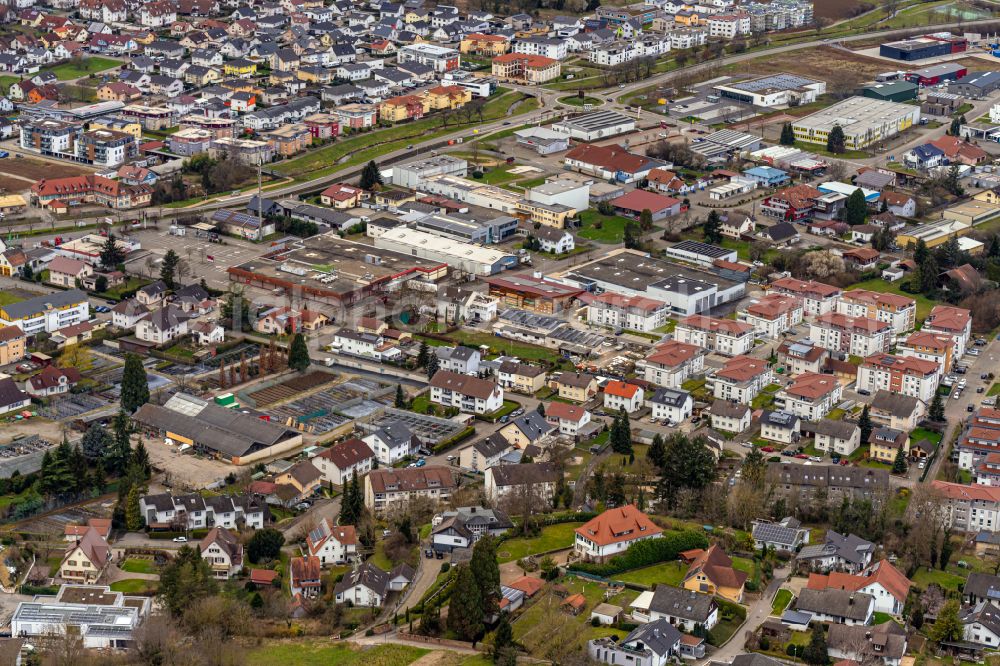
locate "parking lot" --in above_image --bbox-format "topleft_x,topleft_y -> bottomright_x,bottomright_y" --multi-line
126,227 -> 267,290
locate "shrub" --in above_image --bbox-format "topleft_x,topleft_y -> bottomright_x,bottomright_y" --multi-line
567,530 -> 709,577
591,617 -> 601,627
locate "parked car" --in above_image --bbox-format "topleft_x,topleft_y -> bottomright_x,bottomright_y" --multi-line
172,536 -> 187,543
968,404 -> 975,412
809,456 -> 822,462
424,549 -> 434,558
760,446 -> 774,453
795,453 -> 809,459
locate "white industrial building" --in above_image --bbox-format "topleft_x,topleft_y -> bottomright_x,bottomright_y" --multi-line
374,227 -> 518,276
552,110 -> 637,142
713,73 -> 826,107
792,97 -> 921,150
524,179 -> 591,211
515,126 -> 570,154
392,155 -> 468,189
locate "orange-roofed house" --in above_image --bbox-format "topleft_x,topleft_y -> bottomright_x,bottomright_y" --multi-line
777,372 -> 843,420
898,330 -> 954,374
603,380 -> 644,413
378,94 -> 427,123
508,575 -> 545,597
545,400 -> 592,437
922,304 -> 973,359
611,189 -> 682,221
491,53 -> 561,83
676,314 -> 755,356
856,353 -> 940,403
642,340 -> 705,388
807,559 -> 911,615
768,277 -> 842,318
683,544 -> 748,603
422,85 -> 472,111
460,33 -> 510,56
574,504 -> 663,562
738,292 -> 803,339
713,355 -> 774,404
837,288 -> 916,334
809,312 -> 893,358
562,592 -> 587,615
320,183 -> 365,208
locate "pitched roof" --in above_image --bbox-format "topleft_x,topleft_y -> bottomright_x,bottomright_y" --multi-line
367,466 -> 455,494
576,504 -> 662,547
544,401 -> 587,422
315,438 -> 374,470
429,369 -> 499,400
683,545 -> 747,590
488,462 -> 560,487
200,526 -> 242,566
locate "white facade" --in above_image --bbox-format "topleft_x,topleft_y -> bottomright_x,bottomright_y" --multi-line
675,318 -> 754,356
856,356 -> 940,403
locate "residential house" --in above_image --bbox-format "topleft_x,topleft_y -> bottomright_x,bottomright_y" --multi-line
200,527 -> 243,580
430,506 -> 513,553
795,588 -> 874,626
484,462 -> 560,505
738,293 -> 803,338
435,345 -> 481,375
675,315 -> 754,357
545,401 -> 592,437
752,517 -> 809,553
807,559 -> 911,616
870,391 -> 925,431
496,360 -> 546,395
588,620 -> 681,666
274,460 -> 323,500
776,373 -> 842,420
649,387 -> 693,424
828,620 -> 907,666
312,438 -> 375,485
712,355 -> 772,404
857,353 -> 939,403
334,562 -> 389,607
290,555 -> 323,599
603,380 -> 644,413
682,545 -> 748,603
25,366 -> 81,398
135,306 -> 189,345
552,371 -> 598,402
837,289 -> 916,334
641,341 -> 705,389
810,313 -> 892,357
364,466 -> 455,514
808,419 -> 861,457
710,400 -> 751,434
459,433 -> 514,472
796,531 -> 875,573
59,527 -> 110,583
498,412 -> 555,449
629,585 -> 718,631
306,519 -> 357,565
574,504 -> 663,563
429,369 -> 503,414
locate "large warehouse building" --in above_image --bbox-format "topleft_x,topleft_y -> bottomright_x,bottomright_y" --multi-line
392,155 -> 468,189
552,110 -> 636,142
712,73 -> 826,107
880,32 -> 967,61
905,63 -> 967,87
791,97 -> 920,150
373,227 -> 518,276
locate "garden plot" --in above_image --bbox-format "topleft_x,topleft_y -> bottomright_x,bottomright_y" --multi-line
358,407 -> 467,446
38,394 -> 112,421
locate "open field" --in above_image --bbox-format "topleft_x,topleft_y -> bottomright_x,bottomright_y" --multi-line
0,157 -> 92,182
578,210 -> 636,244
245,642 -> 429,666
722,46 -> 890,92
497,522 -> 580,563
614,561 -> 687,588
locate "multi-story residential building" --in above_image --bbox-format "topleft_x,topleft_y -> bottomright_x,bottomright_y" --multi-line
809,312 -> 892,357
761,184 -> 821,221
712,355 -> 773,404
808,420 -> 861,457
0,289 -> 89,335
135,306 -> 188,344
922,304 -> 973,360
0,325 -> 25,365
769,465 -> 890,504
932,480 -> 1000,533
836,289 -> 916,334
869,426 -> 909,464
640,340 -> 705,388
776,372 -> 843,420
364,466 -> 456,514
20,119 -> 84,159
856,353 -> 940,403
460,33 -> 510,56
707,12 -> 751,37
604,380 -> 644,413
738,293 -> 803,338
75,129 -> 137,167
710,400 -> 751,434
545,401 -> 592,437
956,408 -> 1000,471
586,293 -> 670,333
760,410 -> 802,444
491,53 -> 561,83
496,360 -> 546,395
574,505 -> 663,563
769,277 -> 842,318
31,174 -> 151,210
363,422 -> 421,466
777,339 -> 829,376
312,438 -> 375,486
899,330 -> 954,375
398,43 -> 460,72
649,387 -> 693,424
435,345 -> 481,376
484,462 -> 560,505
675,315 -> 754,356
306,519 -> 357,566
429,369 -> 503,414
512,37 -> 567,60
200,527 -> 243,580
333,328 -> 399,362
139,493 -> 267,531
870,390 -> 926,432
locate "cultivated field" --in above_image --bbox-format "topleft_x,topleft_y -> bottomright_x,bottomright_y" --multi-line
724,46 -> 889,91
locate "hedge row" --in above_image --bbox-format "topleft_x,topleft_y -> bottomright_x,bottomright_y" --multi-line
568,530 -> 709,577
431,426 -> 476,454
20,584 -> 59,596
147,528 -> 210,540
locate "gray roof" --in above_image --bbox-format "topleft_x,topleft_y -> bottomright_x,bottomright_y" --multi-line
965,573 -> 1000,602
795,588 -> 873,621
507,412 -> 554,443
473,432 -> 512,459
827,622 -> 907,661
1,289 -> 87,321
962,600 -> 1000,639
335,562 -> 389,597
651,387 -> 691,407
647,585 -> 716,623
796,530 -> 874,566
760,410 -> 799,429
374,420 -> 419,450
621,619 -> 682,657
768,463 -> 890,493
489,462 -> 560,487
804,419 -> 859,441
751,520 -> 802,548
870,390 -> 920,419
711,400 -> 750,419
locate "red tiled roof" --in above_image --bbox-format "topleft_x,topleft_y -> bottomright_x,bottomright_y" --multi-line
611,189 -> 679,213
575,504 -> 662,547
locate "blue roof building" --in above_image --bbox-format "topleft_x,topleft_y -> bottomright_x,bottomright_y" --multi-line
743,165 -> 790,187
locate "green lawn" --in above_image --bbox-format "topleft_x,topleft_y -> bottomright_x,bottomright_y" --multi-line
560,95 -> 602,107
410,394 -> 431,414
246,643 -> 429,666
792,140 -> 870,160
577,210 -> 636,244
370,540 -> 394,571
771,589 -> 792,615
271,89 -> 533,181
109,579 -> 157,594
497,523 -> 581,563
120,558 -> 157,574
912,567 -> 966,591
477,164 -> 525,186
429,330 -> 562,365
873,612 -> 893,624
614,561 -> 687,588
826,408 -> 846,421
0,292 -> 24,306
910,427 -> 943,447
48,57 -> 120,80
732,556 -> 755,575
101,276 -> 150,301
847,277 -> 937,321
988,383 -> 1000,397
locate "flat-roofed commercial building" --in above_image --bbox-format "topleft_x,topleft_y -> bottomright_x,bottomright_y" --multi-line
484,273 -> 584,314
374,227 -> 518,276
791,97 -> 920,150
552,110 -> 637,142
713,73 -> 826,107
392,155 -> 468,189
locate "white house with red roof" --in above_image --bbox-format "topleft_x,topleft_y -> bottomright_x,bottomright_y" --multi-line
320,183 -> 365,208
768,277 -> 841,318
955,407 -> 1000,471
933,480 -> 1000,533
585,292 -> 670,333
837,289 -> 916,334
545,401 -> 592,436
603,380 -> 644,413
806,559 -> 911,615
776,372 -> 842,420
809,312 -> 892,357
856,353 -> 940,403
675,315 -> 754,356
307,518 -> 358,566
712,355 -> 773,404
641,340 -> 705,388
738,293 -> 803,339
574,504 -> 663,562
922,304 -> 973,359
611,189 -> 682,222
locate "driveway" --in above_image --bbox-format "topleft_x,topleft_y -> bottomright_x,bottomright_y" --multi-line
709,565 -> 789,663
